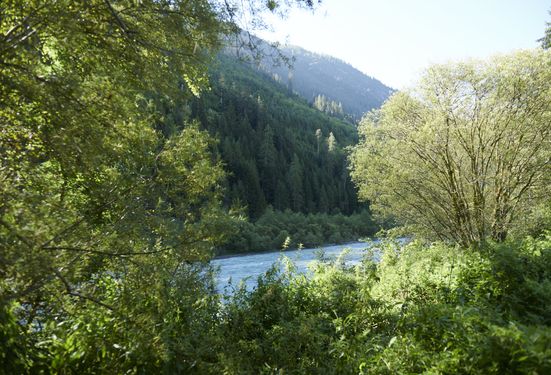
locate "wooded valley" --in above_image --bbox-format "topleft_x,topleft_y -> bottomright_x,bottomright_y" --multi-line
1,1 -> 550,373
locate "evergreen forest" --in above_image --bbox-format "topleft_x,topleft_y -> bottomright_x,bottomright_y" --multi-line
191,54 -> 383,252
195,54 -> 361,218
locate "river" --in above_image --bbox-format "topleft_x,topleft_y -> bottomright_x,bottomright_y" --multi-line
211,240 -> 382,293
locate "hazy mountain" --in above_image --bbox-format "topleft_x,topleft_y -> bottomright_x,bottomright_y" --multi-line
258,45 -> 394,121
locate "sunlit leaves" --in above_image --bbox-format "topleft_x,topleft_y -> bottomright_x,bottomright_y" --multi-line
350,49 -> 551,246
0,2 -> 229,371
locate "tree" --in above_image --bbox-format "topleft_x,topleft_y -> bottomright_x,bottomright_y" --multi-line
288,154 -> 305,211
191,52 -> 359,216
327,131 -> 337,152
315,128 -> 323,155
0,0 -> 320,370
1,0 -> 226,315
274,180 -> 290,210
539,10 -> 551,49
259,125 -> 278,201
350,50 -> 551,247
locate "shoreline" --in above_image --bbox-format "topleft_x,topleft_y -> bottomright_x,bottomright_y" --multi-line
212,239 -> 372,260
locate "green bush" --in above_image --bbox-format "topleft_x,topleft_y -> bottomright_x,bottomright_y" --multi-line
221,209 -> 380,254
215,235 -> 551,373
5,236 -> 550,373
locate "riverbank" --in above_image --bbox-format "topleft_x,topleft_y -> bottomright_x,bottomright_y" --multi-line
218,208 -> 382,256
214,239 -> 370,260
212,237 -> 551,373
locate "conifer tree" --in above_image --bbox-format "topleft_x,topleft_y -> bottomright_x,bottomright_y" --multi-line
288,154 -> 305,211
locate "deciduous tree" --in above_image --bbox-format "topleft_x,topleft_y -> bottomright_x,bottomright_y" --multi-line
0,0 -> 320,370
350,50 -> 551,247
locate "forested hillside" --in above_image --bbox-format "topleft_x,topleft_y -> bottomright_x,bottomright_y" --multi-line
192,54 -> 362,218
259,45 -> 393,120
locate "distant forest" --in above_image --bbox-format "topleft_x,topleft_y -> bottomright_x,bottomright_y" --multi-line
192,54 -> 362,219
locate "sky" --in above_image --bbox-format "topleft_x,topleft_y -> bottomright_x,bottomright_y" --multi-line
255,0 -> 550,89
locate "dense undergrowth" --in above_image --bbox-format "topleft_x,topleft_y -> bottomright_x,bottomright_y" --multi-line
3,234 -> 550,373
220,208 -> 380,254
217,235 -> 551,374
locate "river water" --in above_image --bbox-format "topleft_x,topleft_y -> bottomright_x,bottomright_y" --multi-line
211,240 -> 382,293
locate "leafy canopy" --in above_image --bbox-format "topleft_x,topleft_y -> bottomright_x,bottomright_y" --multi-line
350,49 -> 551,247
0,0 -> 318,372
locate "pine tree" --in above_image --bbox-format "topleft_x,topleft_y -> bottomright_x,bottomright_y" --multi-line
274,180 -> 290,210
327,132 -> 337,152
288,154 -> 304,212
258,125 -> 278,202
315,128 -> 322,155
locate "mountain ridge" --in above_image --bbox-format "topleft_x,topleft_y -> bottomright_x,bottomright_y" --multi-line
256,43 -> 394,120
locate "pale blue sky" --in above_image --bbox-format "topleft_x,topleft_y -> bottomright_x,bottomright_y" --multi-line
256,0 -> 550,89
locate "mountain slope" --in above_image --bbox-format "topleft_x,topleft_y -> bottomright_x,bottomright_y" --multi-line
189,53 -> 362,218
260,45 -> 394,120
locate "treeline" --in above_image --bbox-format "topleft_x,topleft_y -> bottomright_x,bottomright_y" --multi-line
191,54 -> 361,218
313,94 -> 345,119
220,208 -> 380,254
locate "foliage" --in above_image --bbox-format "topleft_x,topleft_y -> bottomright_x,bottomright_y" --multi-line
4,1 -> 550,373
313,94 -> 344,118
216,235 -> 551,374
350,50 -> 551,247
192,54 -> 362,218
0,0 -> 317,373
221,208 -> 379,254
5,230 -> 551,372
